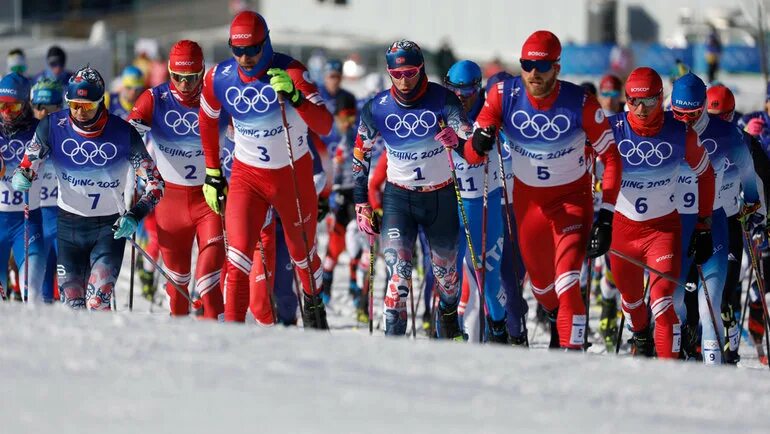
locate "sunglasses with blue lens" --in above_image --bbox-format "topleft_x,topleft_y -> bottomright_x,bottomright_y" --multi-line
520,59 -> 556,73
230,41 -> 265,57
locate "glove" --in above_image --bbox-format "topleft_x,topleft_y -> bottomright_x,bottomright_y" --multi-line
747,213 -> 766,244
746,117 -> 766,137
112,212 -> 138,239
355,203 -> 380,237
317,196 -> 329,222
267,68 -> 302,107
11,168 -> 33,192
471,126 -> 496,156
586,208 -> 613,259
203,168 -> 228,214
688,217 -> 713,265
434,126 -> 459,149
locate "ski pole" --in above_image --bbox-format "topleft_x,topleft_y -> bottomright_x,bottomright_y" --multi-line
494,137 -> 528,346
742,228 -> 770,370
277,94 -> 323,328
368,235 -> 375,335
584,150 -> 597,351
23,191 -> 29,303
257,238 -> 278,324
479,156 -> 489,343
696,265 -> 726,363
292,268 -> 305,322
128,189 -> 138,312
737,264 -> 753,353
609,248 -> 690,291
441,118 -> 487,341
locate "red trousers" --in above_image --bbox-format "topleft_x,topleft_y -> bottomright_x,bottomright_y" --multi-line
155,182 -> 225,319
143,210 -> 159,264
514,175 -> 592,348
250,218 -> 277,325
609,212 -> 681,359
224,155 -> 321,322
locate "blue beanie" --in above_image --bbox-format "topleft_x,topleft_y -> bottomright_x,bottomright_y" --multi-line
0,72 -> 30,102
671,72 -> 706,110
446,60 -> 482,88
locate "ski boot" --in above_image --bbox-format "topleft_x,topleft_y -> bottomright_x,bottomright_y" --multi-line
437,304 -> 464,341
302,293 -> 329,330
320,271 -> 333,305
510,335 -> 528,347
546,308 -> 560,349
630,325 -> 655,358
721,303 -> 740,365
598,295 -> 619,352
487,317 -> 509,344
680,323 -> 702,361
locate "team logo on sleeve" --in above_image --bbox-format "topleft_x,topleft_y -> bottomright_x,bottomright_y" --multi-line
61,138 -> 118,166
617,139 -> 672,167
510,110 -> 570,141
225,86 -> 277,114
0,139 -> 27,163
384,111 -> 437,139
164,110 -> 200,136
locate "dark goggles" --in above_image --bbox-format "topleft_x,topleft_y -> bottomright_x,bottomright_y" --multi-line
445,81 -> 480,98
520,59 -> 557,73
229,40 -> 266,57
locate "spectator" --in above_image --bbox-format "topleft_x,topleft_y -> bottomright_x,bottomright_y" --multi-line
705,25 -> 722,83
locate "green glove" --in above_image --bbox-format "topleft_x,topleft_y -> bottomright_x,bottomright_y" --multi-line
203,167 -> 227,214
267,68 -> 302,106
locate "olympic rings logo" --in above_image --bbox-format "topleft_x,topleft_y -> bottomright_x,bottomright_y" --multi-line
224,86 -> 277,114
510,110 -> 571,141
220,146 -> 233,173
384,111 -> 437,139
164,110 -> 199,136
500,141 -> 512,161
701,138 -> 718,156
61,138 -> 118,166
0,139 -> 27,162
617,139 -> 672,167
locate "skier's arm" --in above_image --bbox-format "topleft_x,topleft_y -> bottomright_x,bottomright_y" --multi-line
127,88 -> 155,135
368,152 -> 388,210
19,116 -> 53,174
442,90 -> 478,163
286,60 -> 333,136
199,67 -> 223,169
731,130 -> 761,207
583,94 -> 621,209
685,130 -> 715,218
353,99 -> 378,204
744,131 -> 770,215
128,127 -> 164,220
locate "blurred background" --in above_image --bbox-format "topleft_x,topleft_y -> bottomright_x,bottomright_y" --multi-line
0,0 -> 768,110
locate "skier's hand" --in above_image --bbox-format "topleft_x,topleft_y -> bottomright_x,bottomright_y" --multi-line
434,126 -> 459,149
747,213 -> 766,245
112,212 -> 138,239
471,126 -> 495,156
317,196 -> 330,222
11,168 -> 33,192
267,68 -> 302,107
586,208 -> 613,259
688,217 -> 713,265
746,117 -> 766,138
355,203 -> 380,236
203,167 -> 228,214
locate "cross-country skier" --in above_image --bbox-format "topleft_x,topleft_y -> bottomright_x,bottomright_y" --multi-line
443,59 -> 507,343
30,77 -> 65,302
473,30 -> 623,349
13,65 -> 164,310
608,67 -> 715,358
106,66 -> 146,121
353,40 -> 476,339
198,11 -> 333,326
0,73 -> 45,301
127,40 -> 225,319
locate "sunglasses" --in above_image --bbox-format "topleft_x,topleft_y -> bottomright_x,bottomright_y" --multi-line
626,93 -> 661,108
520,59 -> 556,73
600,90 -> 620,98
68,100 -> 100,111
229,40 -> 265,57
672,107 -> 703,120
0,102 -> 22,112
169,70 -> 203,83
445,83 -> 480,98
33,103 -> 60,112
387,65 -> 422,80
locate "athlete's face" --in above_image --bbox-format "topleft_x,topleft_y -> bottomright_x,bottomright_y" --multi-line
32,104 -> 61,120
231,41 -> 265,71
121,86 -> 144,105
0,100 -> 23,124
69,102 -> 99,122
324,72 -> 342,95
170,71 -> 203,95
628,98 -> 658,119
522,62 -> 560,98
388,66 -> 421,94
598,92 -> 621,114
335,112 -> 356,133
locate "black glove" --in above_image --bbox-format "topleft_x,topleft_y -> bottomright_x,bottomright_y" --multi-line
471,126 -> 496,156
586,208 -> 613,259
317,196 -> 329,222
688,217 -> 713,265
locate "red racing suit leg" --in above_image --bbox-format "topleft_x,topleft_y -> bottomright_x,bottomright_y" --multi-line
609,212 -> 682,359
155,183 -> 225,319
250,217 -> 277,325
514,174 -> 593,349
224,154 -> 320,322
143,210 -> 160,264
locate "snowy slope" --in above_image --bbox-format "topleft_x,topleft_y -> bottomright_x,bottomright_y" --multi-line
2,301 -> 770,434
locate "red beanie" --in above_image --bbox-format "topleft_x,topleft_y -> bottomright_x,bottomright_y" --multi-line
168,40 -> 204,74
520,30 -> 561,61
229,11 -> 268,47
706,85 -> 735,114
625,67 -> 662,98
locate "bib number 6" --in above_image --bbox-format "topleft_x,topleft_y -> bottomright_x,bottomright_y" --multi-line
635,197 -> 648,214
